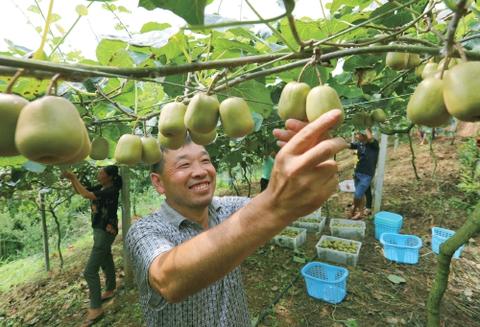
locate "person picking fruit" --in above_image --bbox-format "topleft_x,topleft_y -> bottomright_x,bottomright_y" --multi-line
62,165 -> 122,326
349,128 -> 379,219
125,109 -> 347,326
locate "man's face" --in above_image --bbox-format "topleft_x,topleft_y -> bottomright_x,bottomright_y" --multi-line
151,143 -> 216,210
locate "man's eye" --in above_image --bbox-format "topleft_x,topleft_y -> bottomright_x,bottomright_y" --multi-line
202,159 -> 211,163
179,163 -> 190,168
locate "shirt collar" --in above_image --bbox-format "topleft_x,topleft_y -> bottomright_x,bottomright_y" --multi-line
159,197 -> 222,229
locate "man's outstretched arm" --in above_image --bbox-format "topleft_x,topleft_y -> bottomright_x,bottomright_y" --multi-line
147,110 -> 347,303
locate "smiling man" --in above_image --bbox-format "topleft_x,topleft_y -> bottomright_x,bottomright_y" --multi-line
126,109 -> 347,327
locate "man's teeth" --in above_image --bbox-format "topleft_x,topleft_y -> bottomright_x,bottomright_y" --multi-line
191,182 -> 209,190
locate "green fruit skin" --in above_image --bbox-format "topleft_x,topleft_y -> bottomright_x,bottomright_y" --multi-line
114,134 -> 142,165
305,85 -> 344,122
189,129 -> 217,145
422,62 -> 438,79
184,93 -> 219,134
277,81 -> 310,121
407,78 -> 451,127
437,58 -> 458,72
90,136 -> 109,160
219,97 -> 254,138
407,53 -> 421,68
158,131 -> 186,150
0,94 -> 29,156
63,127 -> 91,164
371,109 -> 387,123
15,96 -> 86,164
158,102 -> 187,137
141,136 -> 162,165
386,52 -> 409,70
443,62 -> 480,122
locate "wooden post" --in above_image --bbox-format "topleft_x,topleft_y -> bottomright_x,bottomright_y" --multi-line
373,134 -> 388,213
39,191 -> 50,272
120,166 -> 133,288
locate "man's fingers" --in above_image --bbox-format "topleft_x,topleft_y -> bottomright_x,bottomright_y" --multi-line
281,110 -> 343,155
301,137 -> 348,168
285,119 -> 308,133
273,128 -> 296,143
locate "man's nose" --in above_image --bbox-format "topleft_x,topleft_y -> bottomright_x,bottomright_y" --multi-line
191,161 -> 208,178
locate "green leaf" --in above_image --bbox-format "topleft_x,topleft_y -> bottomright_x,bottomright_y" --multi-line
95,39 -> 128,65
344,318 -> 359,327
138,0 -> 213,25
140,22 -> 171,33
387,274 -> 406,284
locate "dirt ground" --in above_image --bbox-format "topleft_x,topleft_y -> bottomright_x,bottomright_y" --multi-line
1,137 -> 479,327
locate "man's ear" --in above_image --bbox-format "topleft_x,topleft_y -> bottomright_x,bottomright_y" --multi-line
150,173 -> 166,195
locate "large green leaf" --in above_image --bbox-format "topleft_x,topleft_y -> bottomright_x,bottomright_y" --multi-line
96,39 -> 128,65
138,0 -> 213,25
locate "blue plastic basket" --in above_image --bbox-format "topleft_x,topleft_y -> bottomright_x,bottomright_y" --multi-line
380,233 -> 422,264
374,211 -> 403,227
301,262 -> 349,304
432,227 -> 465,259
374,224 -> 402,240
374,211 -> 404,240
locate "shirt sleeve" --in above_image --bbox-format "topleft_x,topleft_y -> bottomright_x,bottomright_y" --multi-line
125,220 -> 174,311
350,142 -> 359,150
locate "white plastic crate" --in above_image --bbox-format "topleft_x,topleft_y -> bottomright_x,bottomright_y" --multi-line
330,219 -> 366,240
273,226 -> 307,250
316,235 -> 362,267
292,215 -> 327,233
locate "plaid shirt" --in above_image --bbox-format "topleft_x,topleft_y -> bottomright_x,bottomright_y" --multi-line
126,196 -> 252,327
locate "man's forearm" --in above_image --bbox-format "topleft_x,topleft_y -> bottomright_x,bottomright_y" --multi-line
149,192 -> 288,303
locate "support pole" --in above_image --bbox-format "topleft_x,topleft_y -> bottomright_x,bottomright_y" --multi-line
373,134 -> 388,213
39,191 -> 50,272
120,166 -> 133,288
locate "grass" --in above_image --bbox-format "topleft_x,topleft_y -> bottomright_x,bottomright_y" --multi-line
0,227 -> 93,293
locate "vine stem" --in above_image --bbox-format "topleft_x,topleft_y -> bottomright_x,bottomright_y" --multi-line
34,0 -> 55,60
46,73 -> 61,95
1,45 -> 480,81
429,130 -> 438,178
407,131 -> 421,181
5,69 -> 24,94
244,0 -> 297,52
